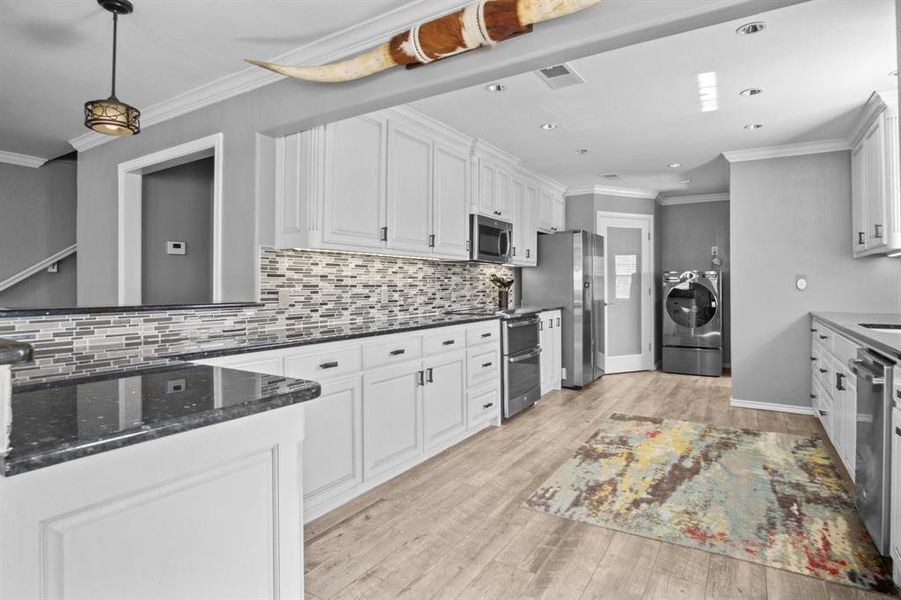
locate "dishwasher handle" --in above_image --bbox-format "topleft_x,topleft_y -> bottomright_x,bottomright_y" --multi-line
849,358 -> 886,386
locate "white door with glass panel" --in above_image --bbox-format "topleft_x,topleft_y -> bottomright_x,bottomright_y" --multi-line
597,213 -> 654,373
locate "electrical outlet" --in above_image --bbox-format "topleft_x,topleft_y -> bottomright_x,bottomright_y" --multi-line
166,379 -> 186,394
166,241 -> 187,255
711,246 -> 719,257
278,289 -> 291,309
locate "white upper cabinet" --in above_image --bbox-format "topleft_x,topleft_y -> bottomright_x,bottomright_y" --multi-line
432,141 -> 471,259
269,106 -> 565,264
386,120 -> 433,253
323,115 -> 388,249
851,90 -> 899,257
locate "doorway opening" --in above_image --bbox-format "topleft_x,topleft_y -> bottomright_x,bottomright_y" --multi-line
597,211 -> 654,373
117,133 -> 223,305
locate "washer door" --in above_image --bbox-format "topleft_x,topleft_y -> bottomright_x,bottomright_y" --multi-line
665,281 -> 718,329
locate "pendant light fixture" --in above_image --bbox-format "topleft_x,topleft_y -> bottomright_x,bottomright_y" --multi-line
84,0 -> 140,136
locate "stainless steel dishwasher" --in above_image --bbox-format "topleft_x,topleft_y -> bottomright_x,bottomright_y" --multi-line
850,347 -> 895,555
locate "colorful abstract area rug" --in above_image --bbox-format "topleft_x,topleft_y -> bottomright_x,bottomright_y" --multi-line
525,414 -> 894,594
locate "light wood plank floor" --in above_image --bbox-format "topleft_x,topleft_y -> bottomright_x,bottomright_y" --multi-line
304,371 -> 890,600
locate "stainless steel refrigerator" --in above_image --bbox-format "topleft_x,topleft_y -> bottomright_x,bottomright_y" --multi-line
521,231 -> 605,388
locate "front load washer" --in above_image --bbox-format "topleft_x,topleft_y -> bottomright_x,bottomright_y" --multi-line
662,270 -> 723,377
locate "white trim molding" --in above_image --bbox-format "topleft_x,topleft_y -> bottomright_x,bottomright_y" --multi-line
566,184 -> 659,199
69,0 -> 472,153
730,397 -> 814,416
657,193 -> 729,206
722,139 -> 851,163
117,133 -> 224,305
0,151 -> 48,168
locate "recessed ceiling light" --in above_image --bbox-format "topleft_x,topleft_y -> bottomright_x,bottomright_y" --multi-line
680,178 -> 692,184
485,83 -> 505,92
668,162 -> 681,168
739,88 -> 762,97
576,148 -> 589,155
736,21 -> 766,35
744,123 -> 764,130
540,122 -> 559,130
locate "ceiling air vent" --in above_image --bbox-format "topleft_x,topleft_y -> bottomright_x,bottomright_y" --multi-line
535,63 -> 585,90
600,173 -> 621,181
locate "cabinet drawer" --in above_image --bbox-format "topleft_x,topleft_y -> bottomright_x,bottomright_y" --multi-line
363,335 -> 422,369
466,320 -> 500,346
468,385 -> 500,426
816,351 -> 834,390
284,345 -> 362,380
812,322 -> 834,353
832,333 -> 860,365
468,347 -> 500,387
423,327 -> 466,355
814,381 -> 833,436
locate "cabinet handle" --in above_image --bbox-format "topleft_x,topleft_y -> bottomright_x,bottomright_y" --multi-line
428,234 -> 435,247
556,317 -> 560,327
426,367 -> 434,383
390,349 -> 406,356
482,361 -> 493,368
380,226 -> 388,241
875,224 -> 883,239
319,361 -> 339,369
551,227 -> 558,232
481,332 -> 492,338
819,368 -> 827,374
895,426 -> 901,437
810,356 -> 817,362
539,320 -> 543,331
526,249 -> 530,258
417,370 -> 425,386
811,328 -> 818,333
810,393 -> 817,399
494,211 -> 502,216
441,339 -> 455,346
819,410 -> 828,417
482,402 -> 494,409
858,231 -> 865,245
819,335 -> 828,340
549,319 -> 554,329
836,372 -> 846,391
512,246 -> 517,257
466,240 -> 471,251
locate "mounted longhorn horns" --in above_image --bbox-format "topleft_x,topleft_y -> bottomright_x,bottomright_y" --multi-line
246,0 -> 602,83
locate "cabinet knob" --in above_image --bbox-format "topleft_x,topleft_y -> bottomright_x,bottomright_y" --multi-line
819,410 -> 828,417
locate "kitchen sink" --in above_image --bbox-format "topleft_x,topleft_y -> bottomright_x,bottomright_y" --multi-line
859,323 -> 901,334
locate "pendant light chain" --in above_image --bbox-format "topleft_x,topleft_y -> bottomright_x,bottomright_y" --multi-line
110,12 -> 118,99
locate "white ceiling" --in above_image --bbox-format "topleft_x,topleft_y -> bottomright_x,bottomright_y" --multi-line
411,0 -> 898,198
0,0 -> 426,158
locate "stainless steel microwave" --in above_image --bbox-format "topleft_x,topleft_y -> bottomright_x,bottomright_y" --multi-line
470,214 -> 512,264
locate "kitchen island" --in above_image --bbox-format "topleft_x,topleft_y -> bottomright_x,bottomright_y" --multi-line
0,354 -> 320,600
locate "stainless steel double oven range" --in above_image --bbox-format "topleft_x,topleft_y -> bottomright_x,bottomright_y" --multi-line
501,314 -> 542,418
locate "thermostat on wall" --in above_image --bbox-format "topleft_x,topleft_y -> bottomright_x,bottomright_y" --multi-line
795,275 -> 808,291
166,241 -> 186,255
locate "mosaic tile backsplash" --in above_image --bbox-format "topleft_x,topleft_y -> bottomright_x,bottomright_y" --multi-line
1,249 -> 513,384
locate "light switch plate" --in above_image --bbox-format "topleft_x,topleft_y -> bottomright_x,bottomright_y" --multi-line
166,379 -> 186,393
166,241 -> 187,255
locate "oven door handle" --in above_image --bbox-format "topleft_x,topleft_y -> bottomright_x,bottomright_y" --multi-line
507,317 -> 540,329
509,348 -> 542,363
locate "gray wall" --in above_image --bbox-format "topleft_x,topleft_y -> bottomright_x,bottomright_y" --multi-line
565,193 -> 656,232
0,160 -> 77,308
730,151 -> 901,408
659,200 -> 730,363
141,158 -> 213,304
74,1 -> 800,305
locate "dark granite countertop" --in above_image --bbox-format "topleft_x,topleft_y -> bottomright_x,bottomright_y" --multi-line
172,312 -> 502,361
3,363 -> 320,477
0,338 -> 32,366
811,312 -> 901,360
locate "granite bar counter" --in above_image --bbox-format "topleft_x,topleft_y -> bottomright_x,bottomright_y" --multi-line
3,363 -> 320,476
811,312 -> 901,360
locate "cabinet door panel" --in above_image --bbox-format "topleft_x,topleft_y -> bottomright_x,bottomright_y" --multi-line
478,162 -> 496,216
865,117 -> 887,250
539,311 -> 553,395
538,188 -> 555,232
511,176 -> 527,265
423,351 -> 467,449
433,142 -> 471,258
495,168 -> 512,219
323,115 -> 387,248
303,377 -> 363,506
363,363 -> 422,479
525,184 -> 539,264
387,122 -> 432,252
852,143 -> 867,253
891,407 -> 901,573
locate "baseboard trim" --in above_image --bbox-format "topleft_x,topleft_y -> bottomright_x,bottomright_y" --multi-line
730,397 -> 814,415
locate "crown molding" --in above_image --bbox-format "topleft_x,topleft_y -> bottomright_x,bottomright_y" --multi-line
722,139 -> 850,163
0,151 -> 48,168
657,193 -> 729,206
565,184 -> 659,200
69,0 -> 472,153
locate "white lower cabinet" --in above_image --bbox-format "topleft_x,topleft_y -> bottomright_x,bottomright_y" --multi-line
891,404 -> 901,583
539,310 -> 562,395
809,318 -> 859,481
423,350 -> 467,449
192,320 -> 501,522
363,362 -> 424,479
302,377 -> 363,506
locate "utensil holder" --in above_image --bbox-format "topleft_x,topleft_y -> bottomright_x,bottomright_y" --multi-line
497,290 -> 509,310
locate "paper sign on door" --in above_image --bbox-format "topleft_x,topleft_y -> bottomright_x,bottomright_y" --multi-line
614,254 -> 637,299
